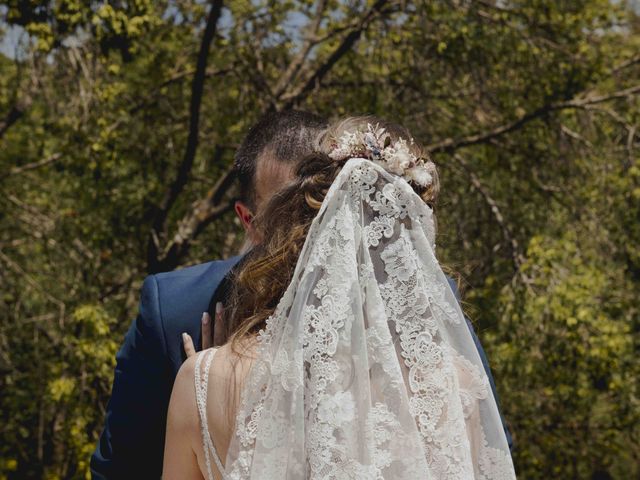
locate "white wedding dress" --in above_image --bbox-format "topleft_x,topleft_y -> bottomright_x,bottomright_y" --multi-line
193,158 -> 516,479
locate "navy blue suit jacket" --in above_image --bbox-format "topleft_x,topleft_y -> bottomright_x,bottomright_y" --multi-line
91,256 -> 511,479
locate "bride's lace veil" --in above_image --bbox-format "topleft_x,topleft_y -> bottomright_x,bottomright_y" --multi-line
222,119 -> 516,479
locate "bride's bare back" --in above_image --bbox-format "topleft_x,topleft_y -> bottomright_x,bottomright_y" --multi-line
163,340 -> 257,480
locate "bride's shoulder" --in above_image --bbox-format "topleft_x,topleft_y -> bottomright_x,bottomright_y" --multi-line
206,338 -> 258,388
170,339 -> 257,425
176,337 -> 257,379
166,352 -> 201,443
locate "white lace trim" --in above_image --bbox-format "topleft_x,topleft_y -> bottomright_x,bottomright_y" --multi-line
195,348 -> 228,480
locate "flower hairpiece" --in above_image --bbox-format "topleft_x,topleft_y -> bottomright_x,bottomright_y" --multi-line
328,123 -> 434,187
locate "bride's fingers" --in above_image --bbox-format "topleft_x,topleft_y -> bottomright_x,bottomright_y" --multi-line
213,302 -> 224,347
182,332 -> 196,358
201,312 -> 212,350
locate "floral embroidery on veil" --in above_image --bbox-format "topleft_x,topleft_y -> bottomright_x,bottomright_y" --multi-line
214,158 -> 516,479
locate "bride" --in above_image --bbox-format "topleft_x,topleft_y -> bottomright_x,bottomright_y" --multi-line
162,116 -> 517,479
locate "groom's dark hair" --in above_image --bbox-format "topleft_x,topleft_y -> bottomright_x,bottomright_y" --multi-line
234,110 -> 328,209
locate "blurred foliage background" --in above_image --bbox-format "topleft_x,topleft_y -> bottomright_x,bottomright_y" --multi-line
0,0 -> 638,478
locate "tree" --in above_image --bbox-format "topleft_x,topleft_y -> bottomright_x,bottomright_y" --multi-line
1,0 -> 638,478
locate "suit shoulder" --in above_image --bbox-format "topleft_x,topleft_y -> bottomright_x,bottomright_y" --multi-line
154,256 -> 243,284
149,256 -> 244,371
151,256 -> 242,303
154,260 -> 216,282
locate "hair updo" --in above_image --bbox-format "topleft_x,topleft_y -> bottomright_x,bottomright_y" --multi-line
222,115 -> 442,357
314,115 -> 440,209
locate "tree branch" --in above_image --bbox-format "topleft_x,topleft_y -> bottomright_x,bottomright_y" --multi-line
0,249 -> 66,324
280,0 -> 391,109
0,105 -> 25,140
153,161 -> 237,272
451,154 -> 530,284
0,153 -> 61,180
612,54 -> 640,75
147,0 -> 224,273
427,84 -> 640,154
101,66 -> 235,137
273,0 -> 329,99
129,65 -> 235,116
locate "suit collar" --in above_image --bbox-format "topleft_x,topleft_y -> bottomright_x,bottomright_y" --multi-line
206,253 -> 247,316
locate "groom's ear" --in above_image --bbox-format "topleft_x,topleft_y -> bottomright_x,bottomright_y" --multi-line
234,200 -> 254,232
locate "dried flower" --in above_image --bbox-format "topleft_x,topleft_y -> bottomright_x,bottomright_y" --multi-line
329,123 -> 433,187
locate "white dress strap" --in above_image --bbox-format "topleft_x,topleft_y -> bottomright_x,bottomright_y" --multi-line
194,348 -> 227,480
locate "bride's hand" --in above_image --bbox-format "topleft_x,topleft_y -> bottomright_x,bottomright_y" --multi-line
182,302 -> 224,358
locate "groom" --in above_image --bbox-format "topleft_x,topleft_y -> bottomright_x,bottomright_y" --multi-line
91,110 -> 512,479
90,110 -> 327,479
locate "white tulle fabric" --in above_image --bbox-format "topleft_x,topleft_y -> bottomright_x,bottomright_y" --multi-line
220,158 -> 516,479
